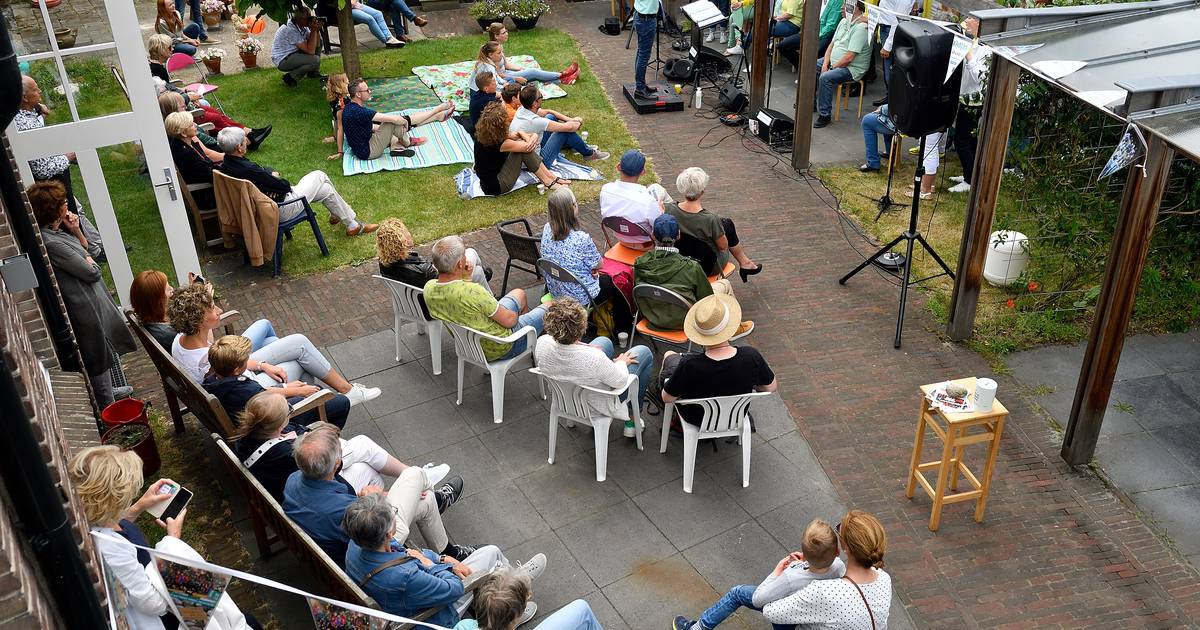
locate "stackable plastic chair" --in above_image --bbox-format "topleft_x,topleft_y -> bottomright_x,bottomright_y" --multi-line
373,275 -> 443,375
531,368 -> 643,482
441,321 -> 543,423
660,391 -> 773,493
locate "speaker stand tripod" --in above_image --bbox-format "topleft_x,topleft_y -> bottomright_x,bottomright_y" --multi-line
839,135 -> 955,348
871,142 -> 905,222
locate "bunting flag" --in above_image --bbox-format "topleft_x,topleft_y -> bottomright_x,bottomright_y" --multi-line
866,4 -> 880,41
1098,125 -> 1147,180
159,559 -> 233,630
945,36 -> 974,83
309,598 -> 391,630
1031,59 -> 1088,80
992,43 -> 1043,59
101,558 -> 133,630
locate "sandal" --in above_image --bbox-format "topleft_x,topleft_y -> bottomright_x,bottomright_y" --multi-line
904,189 -> 934,200
548,177 -> 571,189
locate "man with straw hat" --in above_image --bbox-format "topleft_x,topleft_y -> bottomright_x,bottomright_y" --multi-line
660,295 -> 776,428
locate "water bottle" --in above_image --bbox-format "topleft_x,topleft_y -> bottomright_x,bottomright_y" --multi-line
618,332 -> 629,348
692,86 -> 703,109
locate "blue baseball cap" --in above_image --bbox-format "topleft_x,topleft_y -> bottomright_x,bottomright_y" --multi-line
653,214 -> 680,242
618,149 -> 646,176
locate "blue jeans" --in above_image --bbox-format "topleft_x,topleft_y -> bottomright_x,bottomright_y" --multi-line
497,296 -> 547,360
862,111 -> 894,169
352,4 -> 393,43
589,338 -> 653,406
511,67 -> 562,83
745,20 -> 800,52
698,584 -> 795,630
879,25 -> 892,95
241,319 -> 280,351
175,0 -> 207,39
367,0 -> 416,34
172,23 -> 203,56
633,12 -> 656,91
815,58 -> 853,118
533,600 -> 602,630
540,114 -> 592,166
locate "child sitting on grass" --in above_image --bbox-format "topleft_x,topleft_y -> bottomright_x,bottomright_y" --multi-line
673,518 -> 846,630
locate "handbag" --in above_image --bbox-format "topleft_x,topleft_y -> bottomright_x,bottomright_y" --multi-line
842,576 -> 876,630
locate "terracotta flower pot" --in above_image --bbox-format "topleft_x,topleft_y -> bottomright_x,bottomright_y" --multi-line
239,52 -> 258,68
53,27 -> 76,48
31,0 -> 63,9
202,57 -> 222,74
203,11 -> 221,27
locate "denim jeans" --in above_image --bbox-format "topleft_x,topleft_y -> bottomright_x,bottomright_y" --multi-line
697,584 -> 795,630
861,111 -> 894,169
353,4 -> 393,43
879,25 -> 892,94
367,0 -> 416,34
533,600 -> 603,630
175,0 -> 207,39
172,23 -> 203,55
539,114 -> 593,166
511,67 -> 562,83
496,297 -> 547,360
249,334 -> 334,387
815,58 -> 852,118
745,19 -> 800,52
633,12 -> 657,91
589,338 -> 653,406
241,318 -> 280,351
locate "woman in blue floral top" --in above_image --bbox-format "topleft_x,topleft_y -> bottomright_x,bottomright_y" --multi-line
539,188 -> 632,337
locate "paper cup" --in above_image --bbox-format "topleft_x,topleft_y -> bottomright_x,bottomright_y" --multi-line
974,378 -> 997,412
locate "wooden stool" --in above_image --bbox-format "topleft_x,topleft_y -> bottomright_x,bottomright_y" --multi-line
905,377 -> 1008,531
834,79 -> 865,122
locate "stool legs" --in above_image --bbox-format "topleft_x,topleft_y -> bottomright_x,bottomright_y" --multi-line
975,417 -> 1006,522
905,401 -> 928,499
929,425 -> 958,532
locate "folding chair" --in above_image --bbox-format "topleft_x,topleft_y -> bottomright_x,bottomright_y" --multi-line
630,283 -> 694,352
600,216 -> 652,266
660,391 -> 773,492
166,52 -> 223,110
536,258 -> 597,309
496,218 -> 543,295
212,171 -> 329,277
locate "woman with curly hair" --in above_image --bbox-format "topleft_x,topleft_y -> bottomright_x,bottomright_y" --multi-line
167,282 -> 381,405
377,218 -> 491,289
534,297 -> 652,439
473,101 -> 566,196
325,73 -> 349,160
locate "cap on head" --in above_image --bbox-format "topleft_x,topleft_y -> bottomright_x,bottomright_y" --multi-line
618,149 -> 646,176
653,213 -> 679,243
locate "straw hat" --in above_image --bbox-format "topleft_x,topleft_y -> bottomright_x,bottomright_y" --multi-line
683,294 -> 743,346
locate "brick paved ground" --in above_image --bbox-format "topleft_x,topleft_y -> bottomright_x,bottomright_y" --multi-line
120,2 -> 1200,627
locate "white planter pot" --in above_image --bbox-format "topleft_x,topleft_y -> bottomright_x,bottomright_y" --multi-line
983,230 -> 1030,287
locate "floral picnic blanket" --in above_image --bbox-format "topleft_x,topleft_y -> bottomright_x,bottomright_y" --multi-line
361,76 -> 442,113
342,107 -> 474,176
411,56 -> 567,112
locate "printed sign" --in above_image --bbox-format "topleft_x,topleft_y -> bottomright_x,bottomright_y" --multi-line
945,36 -> 972,83
159,559 -> 233,629
309,597 -> 391,630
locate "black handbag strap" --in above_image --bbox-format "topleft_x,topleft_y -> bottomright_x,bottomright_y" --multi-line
842,575 -> 876,630
357,555 -> 416,588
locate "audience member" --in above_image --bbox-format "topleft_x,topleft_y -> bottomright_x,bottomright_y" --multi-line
343,494 -> 547,626
230,394 -> 427,502
325,73 -> 350,160
154,0 -> 203,56
29,181 -> 135,408
742,0 -> 803,56
168,282 -> 381,405
130,269 -> 190,350
633,214 -> 735,332
674,518 -> 846,630
872,0 -> 917,106
348,0 -> 405,47
283,425 -> 470,564
906,131 -> 943,200
721,0 -> 747,55
342,78 -> 455,160
858,104 -> 896,173
813,0 -> 869,129
763,510 -> 891,629
501,83 -> 522,123
535,298 -> 652,438
779,0 -> 843,67
16,76 -> 78,213
424,235 -> 549,361
367,0 -> 428,41
272,6 -> 323,87
600,150 -> 668,250
486,23 -> 579,85
70,446 -> 258,630
205,335 -> 351,426
666,167 -> 763,281
472,101 -> 568,196
157,90 -> 225,156
660,294 -> 773,427
469,72 -> 500,130
949,17 -> 988,194
510,85 -> 609,166
539,188 -> 631,334
377,218 -> 491,289
173,0 -> 209,44
459,567 -> 596,630
165,111 -> 219,210
216,127 -> 378,235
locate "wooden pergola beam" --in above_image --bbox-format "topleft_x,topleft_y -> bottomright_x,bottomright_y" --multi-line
1061,134 -> 1175,465
945,55 -> 1020,341
790,0 -> 821,170
747,0 -> 774,113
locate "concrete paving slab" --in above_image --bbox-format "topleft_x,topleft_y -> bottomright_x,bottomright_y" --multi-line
580,591 -> 633,630
1108,375 -> 1200,431
756,492 -> 848,551
681,520 -> 787,594
455,378 -> 548,434
1150,426 -> 1200,478
374,396 -> 475,461
505,531 -> 598,614
1095,432 -> 1197,493
556,500 -> 674,587
357,361 -> 457,417
1124,331 -> 1200,374
634,471 -> 752,551
747,395 -> 797,441
604,554 -> 752,630
518,449 -> 630,529
406,436 -> 506,500
605,434 -> 685,497
1167,370 -> 1200,408
326,329 -> 406,380
442,480 -> 551,550
1129,485 -> 1200,556
702,440 -> 819,517
480,413 -> 584,479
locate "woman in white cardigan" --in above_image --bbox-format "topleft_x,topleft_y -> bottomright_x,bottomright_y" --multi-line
70,446 -> 257,630
534,298 -> 653,439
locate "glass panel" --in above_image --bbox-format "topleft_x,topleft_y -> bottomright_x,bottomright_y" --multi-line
18,59 -> 72,127
7,0 -> 116,55
6,3 -> 53,56
62,49 -> 133,120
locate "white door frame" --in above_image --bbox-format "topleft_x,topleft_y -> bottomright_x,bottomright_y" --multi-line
5,0 -> 201,306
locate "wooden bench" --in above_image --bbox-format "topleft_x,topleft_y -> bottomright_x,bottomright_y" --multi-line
212,434 -> 487,627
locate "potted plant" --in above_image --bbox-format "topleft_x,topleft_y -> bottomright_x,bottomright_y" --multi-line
101,421 -> 162,477
200,0 -> 225,27
469,0 -> 505,31
196,47 -> 225,74
506,0 -> 548,30
235,37 -> 262,68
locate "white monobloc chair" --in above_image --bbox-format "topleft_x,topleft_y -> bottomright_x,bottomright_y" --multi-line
374,275 -> 443,375
530,367 -> 643,482
660,391 -> 773,493
441,321 -> 543,423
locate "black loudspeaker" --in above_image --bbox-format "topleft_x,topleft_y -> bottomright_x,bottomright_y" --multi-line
663,58 -> 695,81
888,21 -> 963,138
599,17 -> 621,36
718,85 -> 748,113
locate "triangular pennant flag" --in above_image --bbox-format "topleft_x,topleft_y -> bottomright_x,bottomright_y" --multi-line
100,558 -> 134,630
993,43 -> 1043,58
158,558 -> 233,629
1031,59 -> 1087,80
1098,126 -> 1144,180
309,597 -> 392,629
945,36 -> 973,83
864,4 -> 879,39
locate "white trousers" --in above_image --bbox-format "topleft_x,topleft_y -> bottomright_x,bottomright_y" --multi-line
454,545 -> 511,614
286,171 -> 357,224
384,465 -> 450,553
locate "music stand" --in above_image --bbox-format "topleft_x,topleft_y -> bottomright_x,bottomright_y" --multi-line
682,0 -> 727,98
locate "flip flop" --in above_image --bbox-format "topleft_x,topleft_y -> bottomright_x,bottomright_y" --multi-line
409,137 -> 428,147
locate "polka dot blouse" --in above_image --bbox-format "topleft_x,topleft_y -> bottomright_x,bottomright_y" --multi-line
762,568 -> 892,629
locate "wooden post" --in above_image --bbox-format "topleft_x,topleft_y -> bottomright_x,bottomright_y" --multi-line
747,0 -> 774,113
789,0 -> 821,170
1060,134 -> 1175,465
945,55 -> 1019,341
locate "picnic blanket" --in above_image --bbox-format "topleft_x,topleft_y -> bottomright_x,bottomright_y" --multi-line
453,155 -> 604,199
412,56 -> 567,112
361,76 -> 442,112
342,107 -> 474,176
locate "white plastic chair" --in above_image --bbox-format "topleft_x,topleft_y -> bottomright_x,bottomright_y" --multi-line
374,275 -> 443,375
441,321 -> 543,423
531,367 -> 643,482
660,391 -> 773,493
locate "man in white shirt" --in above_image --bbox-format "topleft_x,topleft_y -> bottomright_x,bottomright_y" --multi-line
873,0 -> 915,105
600,150 -> 665,250
508,85 -> 609,167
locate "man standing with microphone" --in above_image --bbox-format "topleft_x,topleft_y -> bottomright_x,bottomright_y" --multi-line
632,0 -> 660,100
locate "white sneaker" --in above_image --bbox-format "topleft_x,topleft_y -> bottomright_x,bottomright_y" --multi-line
517,602 -> 538,627
423,463 -> 451,487
345,383 -> 381,406
948,181 -> 971,193
724,44 -> 743,56
519,553 -> 547,580
584,149 -> 610,161
949,175 -> 965,183
705,28 -> 715,42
